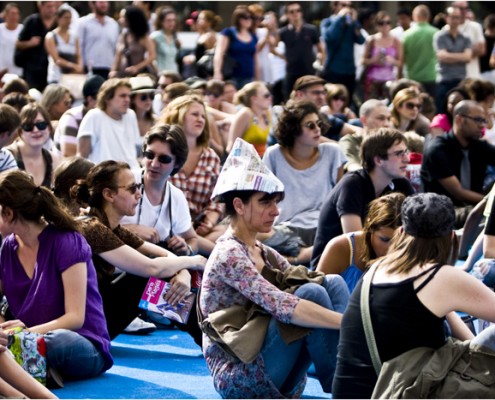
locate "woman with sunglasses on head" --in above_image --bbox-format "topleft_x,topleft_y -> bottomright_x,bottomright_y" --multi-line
7,103 -> 62,188
362,11 -> 403,101
213,5 -> 258,88
316,193 -> 405,293
261,100 -> 345,265
71,160 -> 206,342
0,169 -> 113,385
391,87 -> 425,134
227,81 -> 272,157
161,94 -> 224,256
200,138 -> 349,398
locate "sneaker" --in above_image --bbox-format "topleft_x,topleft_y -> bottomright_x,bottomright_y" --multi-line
146,311 -> 174,329
123,317 -> 157,335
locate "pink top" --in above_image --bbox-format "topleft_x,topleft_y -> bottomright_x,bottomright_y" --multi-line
430,114 -> 451,133
366,45 -> 398,82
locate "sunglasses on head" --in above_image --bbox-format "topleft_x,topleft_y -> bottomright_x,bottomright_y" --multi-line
404,102 -> 421,110
139,93 -> 154,101
304,120 -> 324,130
377,20 -> 391,26
22,121 -> 49,132
117,182 -> 142,194
143,150 -> 174,164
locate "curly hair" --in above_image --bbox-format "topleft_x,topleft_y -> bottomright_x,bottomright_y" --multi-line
275,100 -> 320,148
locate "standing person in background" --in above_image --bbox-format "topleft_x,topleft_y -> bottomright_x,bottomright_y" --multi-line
0,3 -> 23,77
321,1 -> 365,103
403,5 -> 439,99
110,6 -> 156,79
279,2 -> 322,101
151,7 -> 180,75
450,1 -> 486,79
129,76 -> 157,146
480,14 -> 495,83
391,7 -> 412,41
45,7 -> 83,84
214,5 -> 258,88
15,1 -> 57,91
77,1 -> 119,80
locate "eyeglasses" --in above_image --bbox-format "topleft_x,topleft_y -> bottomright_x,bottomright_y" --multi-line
331,96 -> 347,102
460,114 -> 488,125
387,149 -> 410,158
117,182 -> 142,194
240,14 -> 252,20
303,120 -> 324,130
143,150 -> 174,164
288,8 -> 302,14
205,91 -> 221,98
377,20 -> 391,26
22,121 -> 49,132
139,93 -> 154,101
307,89 -> 327,96
404,102 -> 422,110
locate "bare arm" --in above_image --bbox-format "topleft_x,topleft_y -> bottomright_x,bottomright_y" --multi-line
226,108 -> 252,153
438,175 -> 484,204
316,235 -> 352,275
290,299 -> 342,329
483,232 -> 495,258
16,36 -> 41,50
213,34 -> 229,81
77,136 -> 92,158
446,311 -> 474,340
436,48 -> 472,64
341,214 -> 363,234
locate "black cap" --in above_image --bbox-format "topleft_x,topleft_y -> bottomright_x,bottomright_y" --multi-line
83,75 -> 105,98
401,193 -> 455,238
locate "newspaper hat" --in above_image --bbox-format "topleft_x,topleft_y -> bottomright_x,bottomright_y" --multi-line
211,138 -> 284,201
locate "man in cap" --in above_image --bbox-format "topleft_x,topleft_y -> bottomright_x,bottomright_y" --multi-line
311,128 -> 414,267
55,74 -> 105,157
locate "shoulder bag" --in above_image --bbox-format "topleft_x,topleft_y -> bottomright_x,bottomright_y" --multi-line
361,264 -> 495,399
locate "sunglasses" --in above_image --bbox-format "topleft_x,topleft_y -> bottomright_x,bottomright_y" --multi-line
139,93 -> 154,101
143,150 -> 174,164
22,121 -> 49,132
205,91 -> 221,98
240,14 -> 252,20
117,182 -> 142,194
404,102 -> 421,110
304,120 -> 324,130
377,20 -> 391,26
332,96 -> 347,102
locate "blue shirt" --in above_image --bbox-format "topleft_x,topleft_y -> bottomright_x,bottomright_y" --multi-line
222,27 -> 257,79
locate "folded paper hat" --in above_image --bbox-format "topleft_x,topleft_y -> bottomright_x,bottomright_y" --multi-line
211,138 -> 284,201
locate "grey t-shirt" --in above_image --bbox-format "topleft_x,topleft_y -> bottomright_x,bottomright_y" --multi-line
263,143 -> 345,229
433,30 -> 471,82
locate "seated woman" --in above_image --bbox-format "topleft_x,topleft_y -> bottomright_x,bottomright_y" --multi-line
316,193 -> 405,293
200,138 -> 349,398
0,170 -> 113,383
7,103 -> 62,187
262,100 -> 345,265
391,87 -> 425,135
429,86 -> 468,137
121,124 -> 198,256
320,83 -> 357,122
332,193 -> 495,399
227,81 -> 272,156
161,94 -> 225,255
129,76 -> 157,155
71,160 -> 206,343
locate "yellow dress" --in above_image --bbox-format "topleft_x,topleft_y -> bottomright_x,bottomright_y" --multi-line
243,111 -> 271,156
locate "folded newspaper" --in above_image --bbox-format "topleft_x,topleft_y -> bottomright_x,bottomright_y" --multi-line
139,277 -> 195,324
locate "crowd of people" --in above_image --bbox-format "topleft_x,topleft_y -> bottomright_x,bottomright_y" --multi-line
0,0 -> 495,398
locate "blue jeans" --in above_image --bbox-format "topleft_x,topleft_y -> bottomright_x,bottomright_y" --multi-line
260,275 -> 350,394
470,258 -> 495,288
44,329 -> 106,380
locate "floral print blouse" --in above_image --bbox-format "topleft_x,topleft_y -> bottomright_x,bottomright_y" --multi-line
199,231 -> 305,398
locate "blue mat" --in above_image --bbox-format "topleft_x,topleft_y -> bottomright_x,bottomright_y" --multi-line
56,328 -> 330,399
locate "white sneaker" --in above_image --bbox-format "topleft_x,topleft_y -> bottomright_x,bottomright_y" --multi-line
123,317 -> 157,335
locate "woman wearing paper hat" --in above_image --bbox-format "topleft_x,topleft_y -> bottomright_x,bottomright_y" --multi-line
199,138 -> 349,398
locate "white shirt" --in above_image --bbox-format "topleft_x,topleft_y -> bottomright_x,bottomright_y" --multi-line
0,23 -> 23,76
77,108 -> 140,168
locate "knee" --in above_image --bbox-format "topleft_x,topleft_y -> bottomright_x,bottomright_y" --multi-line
295,283 -> 328,305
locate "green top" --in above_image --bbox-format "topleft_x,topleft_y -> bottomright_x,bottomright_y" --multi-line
403,22 -> 439,82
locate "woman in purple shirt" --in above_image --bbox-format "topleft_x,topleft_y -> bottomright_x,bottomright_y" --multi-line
0,170 -> 113,384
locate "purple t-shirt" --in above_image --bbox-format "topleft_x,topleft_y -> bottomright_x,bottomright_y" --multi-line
0,225 -> 113,370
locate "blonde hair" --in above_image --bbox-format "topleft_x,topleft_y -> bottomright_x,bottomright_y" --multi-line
234,81 -> 266,107
160,94 -> 210,148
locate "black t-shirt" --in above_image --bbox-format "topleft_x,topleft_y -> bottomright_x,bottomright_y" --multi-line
279,23 -> 319,75
420,131 -> 495,206
311,169 -> 414,267
486,199 -> 495,236
17,13 -> 56,71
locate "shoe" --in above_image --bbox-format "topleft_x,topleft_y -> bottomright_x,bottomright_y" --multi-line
123,317 -> 157,335
146,311 -> 174,329
47,367 -> 64,389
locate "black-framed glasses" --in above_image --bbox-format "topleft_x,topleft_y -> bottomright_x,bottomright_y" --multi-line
139,93 -> 154,101
460,114 -> 488,125
143,150 -> 174,164
22,121 -> 49,132
377,20 -> 391,26
117,182 -> 142,194
240,14 -> 252,20
404,102 -> 421,110
205,91 -> 221,98
387,149 -> 410,158
303,120 -> 324,130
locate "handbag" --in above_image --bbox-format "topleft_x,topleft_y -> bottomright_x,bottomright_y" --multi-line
53,33 -> 77,74
196,48 -> 236,80
361,264 -> 495,399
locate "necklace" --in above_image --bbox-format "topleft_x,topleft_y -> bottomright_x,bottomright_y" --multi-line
136,171 -> 168,229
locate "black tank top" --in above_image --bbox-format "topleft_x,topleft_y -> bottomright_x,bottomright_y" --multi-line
15,146 -> 53,188
333,263 -> 447,399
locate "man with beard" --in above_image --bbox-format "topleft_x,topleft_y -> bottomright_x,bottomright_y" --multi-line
421,100 -> 495,227
78,1 -> 119,79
